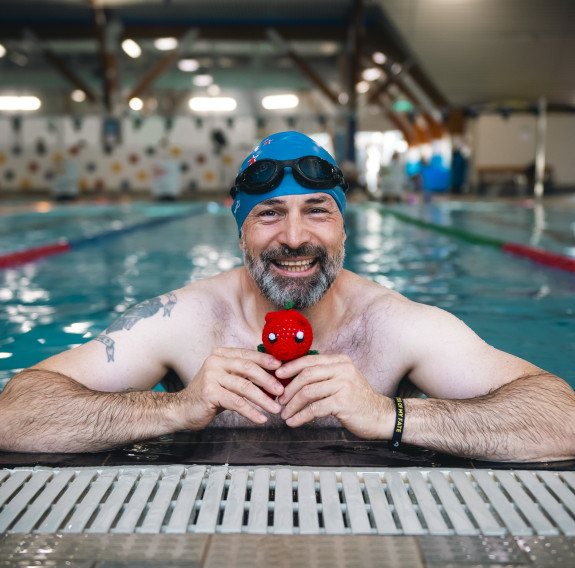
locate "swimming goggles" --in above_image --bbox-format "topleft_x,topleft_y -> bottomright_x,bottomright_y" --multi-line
230,156 -> 348,199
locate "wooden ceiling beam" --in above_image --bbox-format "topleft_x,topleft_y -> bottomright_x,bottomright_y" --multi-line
267,28 -> 340,106
42,49 -> 99,103
22,29 -> 99,103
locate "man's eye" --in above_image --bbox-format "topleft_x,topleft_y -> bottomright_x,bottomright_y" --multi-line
260,210 -> 278,217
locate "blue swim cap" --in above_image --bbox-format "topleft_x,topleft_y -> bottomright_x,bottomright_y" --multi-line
231,131 -> 347,234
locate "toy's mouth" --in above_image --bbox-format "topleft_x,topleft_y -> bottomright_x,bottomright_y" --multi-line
272,257 -> 318,274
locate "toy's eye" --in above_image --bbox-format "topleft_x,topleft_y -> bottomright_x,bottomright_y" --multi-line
268,332 -> 277,343
295,331 -> 304,343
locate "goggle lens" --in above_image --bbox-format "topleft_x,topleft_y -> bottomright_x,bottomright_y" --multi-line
245,160 -> 277,186
298,156 -> 334,181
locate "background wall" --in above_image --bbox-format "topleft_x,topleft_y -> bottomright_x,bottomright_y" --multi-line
1,111 -> 574,197
470,113 -> 575,188
0,114 -> 259,196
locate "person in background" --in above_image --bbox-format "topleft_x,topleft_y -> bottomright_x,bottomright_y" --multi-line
379,152 -> 406,203
1,131 -> 574,462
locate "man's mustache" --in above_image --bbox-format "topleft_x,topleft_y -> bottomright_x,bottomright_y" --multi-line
260,245 -> 327,263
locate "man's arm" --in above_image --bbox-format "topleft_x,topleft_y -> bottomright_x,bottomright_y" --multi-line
0,369 -> 181,453
402,371 -> 575,461
278,355 -> 575,461
399,302 -> 575,460
0,348 -> 283,453
0,287 -> 284,453
278,299 -> 575,462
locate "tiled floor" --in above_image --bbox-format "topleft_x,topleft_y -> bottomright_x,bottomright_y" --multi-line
1,533 -> 575,567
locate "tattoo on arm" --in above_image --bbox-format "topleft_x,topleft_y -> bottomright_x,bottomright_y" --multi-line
96,334 -> 116,363
96,293 -> 178,363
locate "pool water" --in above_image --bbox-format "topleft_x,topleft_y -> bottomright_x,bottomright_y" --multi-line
0,200 -> 574,391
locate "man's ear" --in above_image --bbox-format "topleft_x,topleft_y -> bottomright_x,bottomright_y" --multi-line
239,231 -> 244,250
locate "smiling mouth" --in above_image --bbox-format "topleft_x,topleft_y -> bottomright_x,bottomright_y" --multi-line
273,258 -> 317,273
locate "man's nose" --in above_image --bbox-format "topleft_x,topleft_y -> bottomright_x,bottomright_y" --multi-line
278,213 -> 310,250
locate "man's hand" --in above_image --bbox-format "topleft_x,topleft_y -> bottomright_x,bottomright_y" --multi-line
277,354 -> 394,439
179,348 -> 284,429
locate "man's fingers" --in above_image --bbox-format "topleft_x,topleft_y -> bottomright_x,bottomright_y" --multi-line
284,397 -> 334,428
217,390 -> 270,424
213,347 -> 281,370
278,363 -> 339,406
223,374 -> 282,415
276,354 -> 352,379
281,377 -> 337,417
208,353 -> 283,397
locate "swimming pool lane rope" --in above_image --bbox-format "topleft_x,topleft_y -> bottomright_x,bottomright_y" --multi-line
3,202 -> 574,274
0,206 -> 206,270
375,205 -> 575,274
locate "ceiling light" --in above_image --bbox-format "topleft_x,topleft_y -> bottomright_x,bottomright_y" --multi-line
121,39 -> 142,58
154,37 -> 178,51
262,94 -> 299,110
129,97 -> 144,111
189,97 -> 237,112
372,51 -> 386,65
338,92 -> 349,105
0,44 -> 6,58
356,81 -> 370,94
0,96 -> 41,111
320,42 -> 338,55
178,58 -> 199,72
391,62 -> 403,75
193,74 -> 213,87
71,89 -> 86,103
207,84 -> 221,96
362,68 -> 382,82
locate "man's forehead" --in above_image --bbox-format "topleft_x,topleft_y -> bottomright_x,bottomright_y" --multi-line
253,194 -> 337,208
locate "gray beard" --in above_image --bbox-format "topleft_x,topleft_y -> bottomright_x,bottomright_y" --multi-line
243,242 -> 345,310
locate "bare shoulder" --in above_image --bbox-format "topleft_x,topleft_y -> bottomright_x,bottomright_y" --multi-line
336,270 -> 414,323
170,269 -> 242,322
30,269 -> 245,392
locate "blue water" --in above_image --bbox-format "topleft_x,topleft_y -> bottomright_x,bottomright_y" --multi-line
1,200 -> 574,391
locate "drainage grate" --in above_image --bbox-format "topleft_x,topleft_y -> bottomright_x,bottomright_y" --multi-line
1,466 -> 575,536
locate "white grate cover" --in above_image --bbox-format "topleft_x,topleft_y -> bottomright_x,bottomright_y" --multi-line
1,466 -> 575,536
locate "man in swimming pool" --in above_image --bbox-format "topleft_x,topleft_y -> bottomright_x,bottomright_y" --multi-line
1,131 -> 574,461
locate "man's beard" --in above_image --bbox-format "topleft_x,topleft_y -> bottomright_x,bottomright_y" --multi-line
243,242 -> 345,310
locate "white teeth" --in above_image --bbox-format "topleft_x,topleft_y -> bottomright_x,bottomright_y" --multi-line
276,259 -> 314,272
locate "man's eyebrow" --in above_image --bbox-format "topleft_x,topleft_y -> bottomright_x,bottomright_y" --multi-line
304,196 -> 330,204
254,195 -> 333,208
256,198 -> 285,206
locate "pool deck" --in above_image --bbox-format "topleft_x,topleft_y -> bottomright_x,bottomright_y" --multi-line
1,429 -> 575,566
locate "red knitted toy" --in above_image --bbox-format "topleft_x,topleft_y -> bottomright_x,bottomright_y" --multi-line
258,302 -> 317,397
